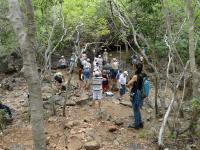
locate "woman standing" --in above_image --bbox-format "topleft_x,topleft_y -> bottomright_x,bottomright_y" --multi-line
127,63 -> 145,129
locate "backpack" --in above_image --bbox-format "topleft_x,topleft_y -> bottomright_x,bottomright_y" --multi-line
141,76 -> 150,99
116,72 -> 121,80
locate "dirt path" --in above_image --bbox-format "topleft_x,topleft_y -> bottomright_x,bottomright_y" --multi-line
0,72 -> 157,150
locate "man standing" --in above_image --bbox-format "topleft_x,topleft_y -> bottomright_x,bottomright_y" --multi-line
98,55 -> 103,71
92,71 -> 103,110
58,55 -> 67,69
111,58 -> 119,90
83,66 -> 91,90
69,52 -> 77,68
103,49 -> 108,64
119,71 -> 128,100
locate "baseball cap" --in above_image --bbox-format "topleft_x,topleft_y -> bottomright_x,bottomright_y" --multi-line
124,71 -> 128,76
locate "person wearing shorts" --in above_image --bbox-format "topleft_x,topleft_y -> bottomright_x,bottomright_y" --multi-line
111,58 -> 119,90
83,66 -> 91,90
119,71 -> 128,100
92,71 -> 103,110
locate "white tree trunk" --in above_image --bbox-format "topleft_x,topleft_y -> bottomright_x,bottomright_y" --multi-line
158,61 -> 189,148
8,0 -> 46,149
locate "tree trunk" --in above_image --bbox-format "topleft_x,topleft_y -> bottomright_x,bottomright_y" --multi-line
186,0 -> 200,136
8,0 -> 46,149
186,0 -> 199,97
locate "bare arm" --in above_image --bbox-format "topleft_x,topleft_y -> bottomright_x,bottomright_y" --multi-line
127,75 -> 137,87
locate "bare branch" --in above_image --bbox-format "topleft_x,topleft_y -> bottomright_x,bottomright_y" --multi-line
110,0 -> 160,115
158,60 -> 190,148
174,18 -> 186,42
51,3 -> 67,54
44,0 -> 58,72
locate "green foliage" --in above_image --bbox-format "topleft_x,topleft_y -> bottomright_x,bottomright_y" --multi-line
95,17 -> 110,36
0,1 -> 18,54
138,130 -> 146,138
168,131 -> 176,140
0,109 -> 7,130
125,0 -> 163,40
191,97 -> 200,110
1,0 -> 200,64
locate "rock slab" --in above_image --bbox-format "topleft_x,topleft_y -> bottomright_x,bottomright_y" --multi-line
84,141 -> 100,150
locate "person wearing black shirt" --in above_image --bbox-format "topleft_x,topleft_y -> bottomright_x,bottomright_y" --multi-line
127,63 -> 144,129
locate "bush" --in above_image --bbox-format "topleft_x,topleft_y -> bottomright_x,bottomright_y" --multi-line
191,97 -> 200,110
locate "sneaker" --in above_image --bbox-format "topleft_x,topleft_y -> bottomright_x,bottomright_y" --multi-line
128,124 -> 134,128
128,124 -> 140,130
128,123 -> 143,129
140,122 -> 144,128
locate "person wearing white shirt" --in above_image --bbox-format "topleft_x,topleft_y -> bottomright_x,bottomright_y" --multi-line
92,71 -> 103,110
86,58 -> 91,69
103,49 -> 108,64
98,55 -> 103,71
58,56 -> 67,69
81,59 -> 88,68
111,58 -> 119,90
93,57 -> 98,68
119,71 -> 128,100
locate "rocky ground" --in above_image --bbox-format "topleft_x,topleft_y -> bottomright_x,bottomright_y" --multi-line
0,69 -> 199,150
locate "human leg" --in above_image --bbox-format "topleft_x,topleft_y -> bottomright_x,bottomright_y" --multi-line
97,90 -> 102,109
129,97 -> 142,129
133,106 -> 141,128
119,84 -> 125,99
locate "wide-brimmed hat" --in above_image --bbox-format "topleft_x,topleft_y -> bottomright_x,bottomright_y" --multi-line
61,55 -> 64,58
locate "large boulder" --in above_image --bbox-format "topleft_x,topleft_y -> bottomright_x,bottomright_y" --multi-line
67,136 -> 83,150
0,76 -> 16,91
0,50 -> 22,74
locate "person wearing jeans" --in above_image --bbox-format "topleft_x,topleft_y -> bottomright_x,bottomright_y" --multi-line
127,63 -> 144,129
130,90 -> 142,129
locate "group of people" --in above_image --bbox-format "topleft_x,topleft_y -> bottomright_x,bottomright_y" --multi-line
78,49 -> 130,101
57,53 -> 77,69
0,47 -> 148,131
53,48 -> 149,130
